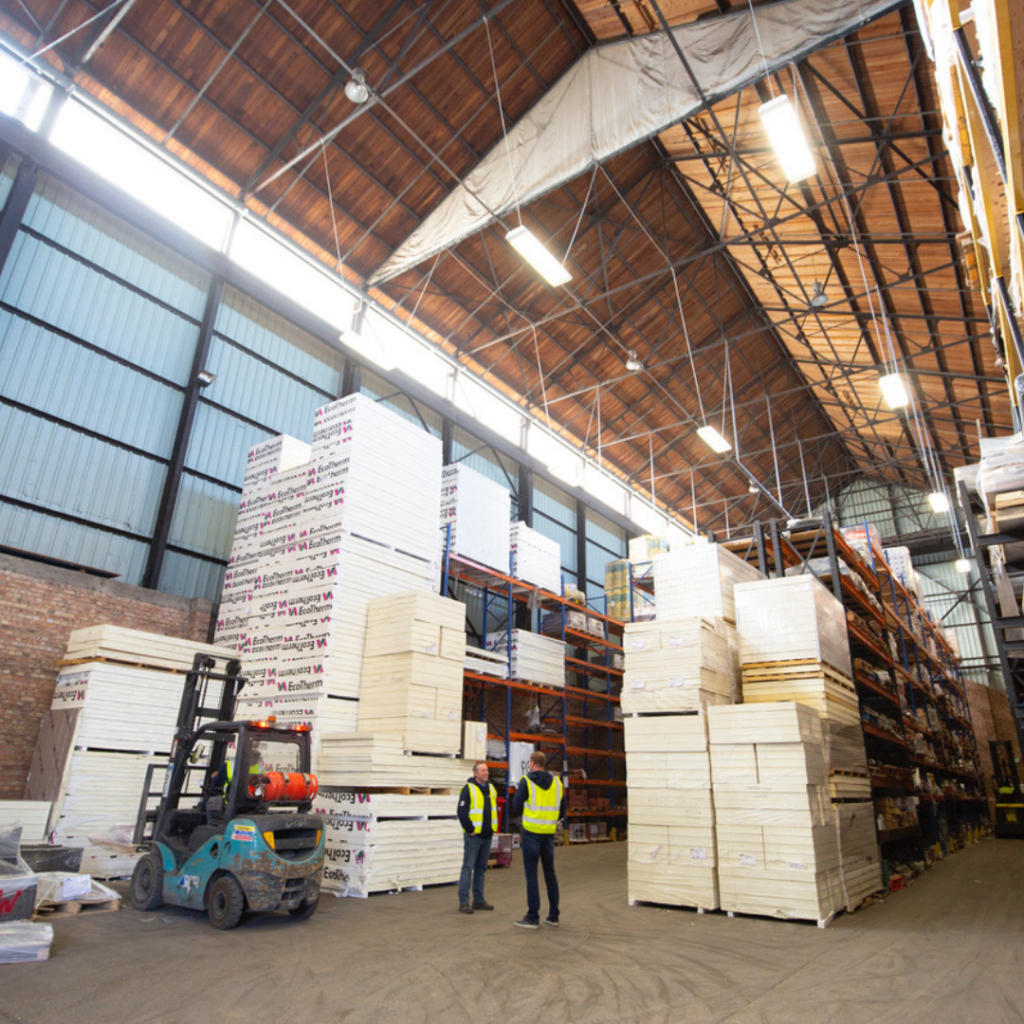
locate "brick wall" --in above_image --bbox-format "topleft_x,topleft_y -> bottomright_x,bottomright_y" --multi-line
0,554 -> 215,800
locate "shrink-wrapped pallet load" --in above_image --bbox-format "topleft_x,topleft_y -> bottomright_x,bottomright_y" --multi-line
485,629 -> 565,688
709,703 -> 844,925
653,541 -> 764,622
510,520 -> 562,592
625,714 -> 718,910
439,463 -> 511,570
621,619 -> 732,713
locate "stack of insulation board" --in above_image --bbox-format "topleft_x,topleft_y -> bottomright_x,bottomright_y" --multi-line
314,788 -> 462,897
625,714 -> 718,910
356,592 -> 466,754
653,542 -> 764,622
510,521 -> 561,592
833,802 -> 883,910
0,802 -> 51,843
214,393 -> 444,731
440,463 -> 511,570
464,645 -> 509,679
316,733 -> 474,789
485,629 -> 565,687
621,619 -> 732,713
709,702 -> 844,925
734,576 -> 869,800
25,629 -> 233,878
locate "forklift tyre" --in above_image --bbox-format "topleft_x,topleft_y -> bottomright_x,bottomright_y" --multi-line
130,852 -> 164,912
289,897 -> 319,920
207,874 -> 246,930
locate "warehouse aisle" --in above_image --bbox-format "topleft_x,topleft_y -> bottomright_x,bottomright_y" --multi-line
3,838 -> 1021,1024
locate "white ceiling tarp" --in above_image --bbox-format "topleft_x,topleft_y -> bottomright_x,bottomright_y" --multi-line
369,0 -> 901,286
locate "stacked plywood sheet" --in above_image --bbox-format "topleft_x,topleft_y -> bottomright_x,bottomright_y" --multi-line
356,592 -> 466,754
625,714 -> 719,910
735,576 -> 870,802
652,542 -> 764,622
314,788 -> 462,897
26,639 -> 230,878
485,629 -> 565,687
709,703 -> 844,925
510,521 -> 561,592
621,619 -> 732,713
440,463 -> 511,570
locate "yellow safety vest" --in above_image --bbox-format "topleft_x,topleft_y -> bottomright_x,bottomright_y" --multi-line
468,782 -> 499,833
224,759 -> 261,794
523,776 -> 563,834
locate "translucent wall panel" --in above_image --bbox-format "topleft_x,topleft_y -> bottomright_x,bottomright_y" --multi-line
0,310 -> 182,458
23,175 -> 211,320
362,369 -> 444,438
186,402 -> 274,488
158,548 -> 227,604
534,477 -> 578,576
0,152 -> 18,210
167,474 -> 242,561
0,406 -> 165,534
0,500 -> 150,584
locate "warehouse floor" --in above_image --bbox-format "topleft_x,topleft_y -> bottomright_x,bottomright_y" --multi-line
3,837 -> 1021,1024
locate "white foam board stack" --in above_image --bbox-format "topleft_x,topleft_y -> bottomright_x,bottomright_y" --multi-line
708,703 -> 844,924
734,575 -> 853,678
621,619 -> 732,713
485,629 -> 565,688
653,542 -> 764,622
317,733 -> 474,789
464,645 -> 509,679
625,714 -> 718,910
440,464 -> 511,571
0,802 -> 51,844
510,521 -> 562,592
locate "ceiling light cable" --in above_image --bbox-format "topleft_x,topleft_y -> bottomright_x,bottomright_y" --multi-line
483,14 -> 522,223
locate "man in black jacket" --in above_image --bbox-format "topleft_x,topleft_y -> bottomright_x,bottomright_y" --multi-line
511,750 -> 566,929
456,761 -> 497,914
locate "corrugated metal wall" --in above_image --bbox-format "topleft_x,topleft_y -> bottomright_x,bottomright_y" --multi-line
585,507 -> 626,609
534,476 -> 577,577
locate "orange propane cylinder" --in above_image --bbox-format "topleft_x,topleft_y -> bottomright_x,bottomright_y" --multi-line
248,772 -> 319,802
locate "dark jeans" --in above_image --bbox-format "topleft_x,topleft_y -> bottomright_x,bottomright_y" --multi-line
521,830 -> 558,922
458,832 -> 490,905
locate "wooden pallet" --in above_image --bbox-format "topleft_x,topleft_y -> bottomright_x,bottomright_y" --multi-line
36,896 -> 120,918
628,899 -> 715,915
742,660 -> 852,686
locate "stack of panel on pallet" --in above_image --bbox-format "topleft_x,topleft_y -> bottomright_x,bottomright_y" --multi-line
510,520 -> 561,592
733,575 -> 881,910
620,619 -> 732,713
356,591 -> 466,754
215,393 -> 443,738
709,702 -> 844,925
440,463 -> 511,571
485,629 -> 565,687
24,628 -> 233,878
314,789 -> 462,898
624,715 -> 718,910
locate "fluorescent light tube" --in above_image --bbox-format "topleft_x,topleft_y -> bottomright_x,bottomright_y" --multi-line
697,424 -> 732,454
927,491 -> 950,514
759,94 -> 816,183
955,558 -> 972,574
506,225 -> 571,286
879,372 -> 910,409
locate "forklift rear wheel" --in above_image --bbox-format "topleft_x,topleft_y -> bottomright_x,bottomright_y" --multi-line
130,852 -> 164,912
289,897 -> 319,920
208,874 -> 245,930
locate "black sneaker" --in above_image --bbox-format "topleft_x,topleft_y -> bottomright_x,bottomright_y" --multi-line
544,917 -> 559,927
514,916 -> 539,929
459,904 -> 474,914
474,900 -> 494,911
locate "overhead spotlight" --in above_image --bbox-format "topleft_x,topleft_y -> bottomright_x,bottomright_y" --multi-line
748,481 -> 759,494
955,557 -> 972,574
927,490 -> 950,514
809,281 -> 828,309
344,69 -> 370,105
625,349 -> 644,373
196,370 -> 216,388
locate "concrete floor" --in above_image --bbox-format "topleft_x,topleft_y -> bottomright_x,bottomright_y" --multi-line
2,838 -> 1022,1024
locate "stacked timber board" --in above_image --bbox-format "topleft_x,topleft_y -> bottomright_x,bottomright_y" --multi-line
440,463 -> 511,571
356,592 -> 466,754
25,628 -> 234,878
625,714 -> 718,910
621,619 -> 732,713
510,520 -> 562,593
314,788 -> 462,897
709,703 -> 844,925
214,392 -> 444,732
734,576 -> 881,905
485,629 -> 565,688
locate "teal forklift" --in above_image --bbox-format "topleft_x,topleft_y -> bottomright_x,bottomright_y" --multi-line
130,654 -> 325,928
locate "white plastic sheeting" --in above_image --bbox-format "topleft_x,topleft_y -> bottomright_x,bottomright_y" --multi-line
370,0 -> 901,285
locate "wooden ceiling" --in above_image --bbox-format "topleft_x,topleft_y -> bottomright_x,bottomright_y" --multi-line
0,0 -> 1008,534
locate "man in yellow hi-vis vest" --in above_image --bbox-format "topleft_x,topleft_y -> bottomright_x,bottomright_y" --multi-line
456,761 -> 498,914
511,750 -> 565,929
